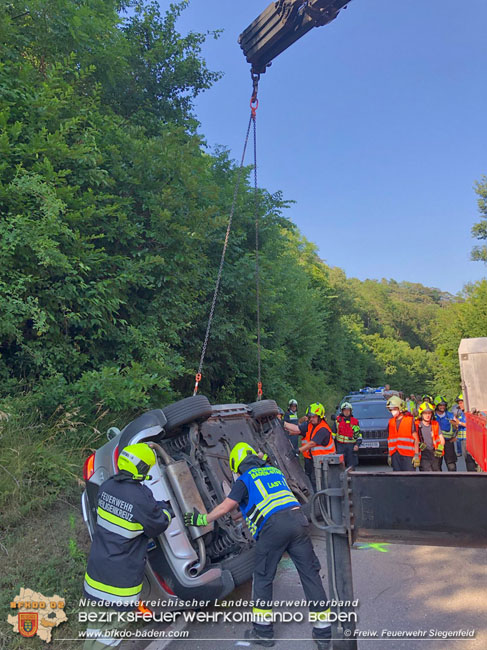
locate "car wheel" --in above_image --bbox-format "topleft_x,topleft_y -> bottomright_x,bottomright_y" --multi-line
249,399 -> 279,420
162,395 -> 213,434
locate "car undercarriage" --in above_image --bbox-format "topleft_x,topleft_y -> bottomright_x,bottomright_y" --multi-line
82,397 -> 312,609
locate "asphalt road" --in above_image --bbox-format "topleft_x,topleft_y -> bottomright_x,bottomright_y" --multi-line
128,458 -> 487,650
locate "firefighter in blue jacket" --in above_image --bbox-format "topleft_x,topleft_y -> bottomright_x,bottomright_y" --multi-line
83,443 -> 172,646
184,443 -> 331,649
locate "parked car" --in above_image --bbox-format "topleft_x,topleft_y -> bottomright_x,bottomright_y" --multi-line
335,394 -> 392,460
81,396 -> 312,610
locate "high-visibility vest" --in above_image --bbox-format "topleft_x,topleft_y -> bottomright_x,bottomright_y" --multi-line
388,415 -> 416,457
336,415 -> 361,444
238,466 -> 300,538
415,419 -> 444,453
435,411 -> 455,439
286,410 -> 299,424
405,400 -> 416,414
302,420 -> 335,459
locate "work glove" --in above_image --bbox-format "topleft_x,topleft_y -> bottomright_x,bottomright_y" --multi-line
184,508 -> 208,527
434,444 -> 444,458
160,500 -> 174,523
418,441 -> 427,451
387,456 -> 392,467
412,454 -> 420,469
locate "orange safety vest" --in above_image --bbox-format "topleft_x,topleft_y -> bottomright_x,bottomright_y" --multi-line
388,415 -> 416,457
302,420 -> 335,459
415,419 -> 443,454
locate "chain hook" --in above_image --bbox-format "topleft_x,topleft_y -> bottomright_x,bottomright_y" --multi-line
193,372 -> 202,396
250,70 -> 260,118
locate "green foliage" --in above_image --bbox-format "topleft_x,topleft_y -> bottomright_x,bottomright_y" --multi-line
0,0 -> 476,424
471,176 -> 487,262
433,280 -> 487,399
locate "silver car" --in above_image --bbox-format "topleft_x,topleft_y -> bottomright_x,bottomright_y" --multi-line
81,396 -> 311,609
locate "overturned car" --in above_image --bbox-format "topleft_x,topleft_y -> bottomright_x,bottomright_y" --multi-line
81,396 -> 312,608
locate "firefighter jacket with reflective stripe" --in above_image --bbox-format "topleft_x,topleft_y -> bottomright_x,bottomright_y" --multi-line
302,420 -> 335,459
84,474 -> 171,608
435,411 -> 455,439
284,410 -> 299,424
335,415 -> 362,445
415,419 -> 444,453
388,415 -> 416,457
238,466 -> 300,538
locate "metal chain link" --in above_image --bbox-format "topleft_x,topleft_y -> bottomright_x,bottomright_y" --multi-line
194,115 -> 253,395
252,113 -> 263,401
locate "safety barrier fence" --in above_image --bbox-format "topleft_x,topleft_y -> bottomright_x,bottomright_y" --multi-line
466,412 -> 487,471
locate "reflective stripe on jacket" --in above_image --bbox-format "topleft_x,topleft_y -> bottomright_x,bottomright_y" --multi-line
435,411 -> 455,439
388,415 -> 416,457
302,420 -> 335,459
84,474 -> 170,608
335,415 -> 361,444
238,466 -> 300,538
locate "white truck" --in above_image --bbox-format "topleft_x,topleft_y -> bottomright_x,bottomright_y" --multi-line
458,337 -> 487,471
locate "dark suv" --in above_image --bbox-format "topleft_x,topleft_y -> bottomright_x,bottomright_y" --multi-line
81,396 -> 311,610
337,393 -> 392,460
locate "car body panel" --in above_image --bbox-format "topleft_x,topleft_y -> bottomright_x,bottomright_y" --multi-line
81,400 -> 311,609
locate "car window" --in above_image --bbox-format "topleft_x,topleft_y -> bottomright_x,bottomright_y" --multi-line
352,402 -> 392,419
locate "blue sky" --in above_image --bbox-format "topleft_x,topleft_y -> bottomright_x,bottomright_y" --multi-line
172,0 -> 487,294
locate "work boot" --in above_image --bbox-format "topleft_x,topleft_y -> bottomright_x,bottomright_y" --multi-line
312,627 -> 332,650
244,628 -> 275,647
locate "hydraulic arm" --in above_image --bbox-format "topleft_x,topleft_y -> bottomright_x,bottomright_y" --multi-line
239,0 -> 352,74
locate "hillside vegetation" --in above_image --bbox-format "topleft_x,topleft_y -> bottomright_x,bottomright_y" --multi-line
0,2 -> 485,645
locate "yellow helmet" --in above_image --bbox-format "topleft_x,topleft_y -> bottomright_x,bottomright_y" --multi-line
456,393 -> 464,402
229,442 -> 258,474
308,403 -> 325,418
418,401 -> 434,417
118,443 -> 156,480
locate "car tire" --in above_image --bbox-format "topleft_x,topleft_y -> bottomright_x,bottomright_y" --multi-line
249,399 -> 279,420
162,395 -> 213,434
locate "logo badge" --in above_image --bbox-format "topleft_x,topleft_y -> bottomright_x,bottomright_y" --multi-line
19,612 -> 38,638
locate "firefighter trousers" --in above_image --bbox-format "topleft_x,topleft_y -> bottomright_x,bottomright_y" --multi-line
252,506 -> 330,640
439,439 -> 457,471
336,441 -> 358,468
419,448 -> 441,472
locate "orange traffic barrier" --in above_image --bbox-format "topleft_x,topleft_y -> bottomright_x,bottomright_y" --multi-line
466,412 -> 487,471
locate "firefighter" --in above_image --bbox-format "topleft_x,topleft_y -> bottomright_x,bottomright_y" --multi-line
386,396 -> 420,471
334,401 -> 362,468
83,443 -> 172,648
284,398 -> 300,452
434,396 -> 457,471
405,395 -> 417,416
452,394 -> 477,471
415,402 -> 444,471
184,443 -> 332,649
283,403 -> 335,491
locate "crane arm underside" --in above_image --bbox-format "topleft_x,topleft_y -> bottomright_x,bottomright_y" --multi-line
239,0 -> 352,74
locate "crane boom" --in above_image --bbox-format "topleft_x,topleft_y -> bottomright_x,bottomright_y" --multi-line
239,0 -> 352,74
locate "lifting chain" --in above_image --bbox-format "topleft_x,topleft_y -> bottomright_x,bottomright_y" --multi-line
193,72 -> 263,400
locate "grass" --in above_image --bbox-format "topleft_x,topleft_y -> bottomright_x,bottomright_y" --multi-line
0,401 -> 125,649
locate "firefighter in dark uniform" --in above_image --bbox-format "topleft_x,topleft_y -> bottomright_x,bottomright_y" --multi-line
283,399 -> 299,453
334,401 -> 362,468
184,443 -> 332,649
83,443 -> 172,648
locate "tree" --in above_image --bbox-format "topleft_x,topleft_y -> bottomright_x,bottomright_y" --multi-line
471,176 -> 487,262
